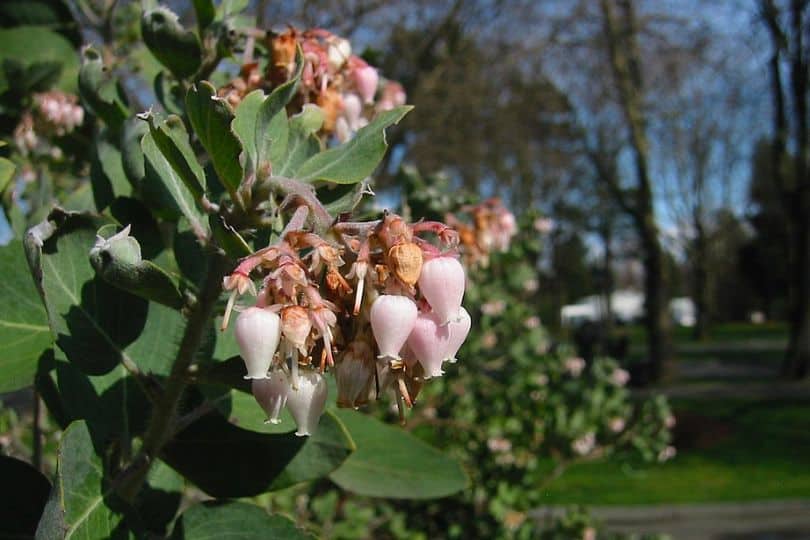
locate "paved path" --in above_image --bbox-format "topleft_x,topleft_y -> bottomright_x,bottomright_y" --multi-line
532,500 -> 810,539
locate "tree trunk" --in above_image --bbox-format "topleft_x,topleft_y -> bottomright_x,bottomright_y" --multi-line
692,219 -> 710,341
781,0 -> 810,378
787,210 -> 810,377
641,223 -> 675,381
601,222 -> 615,336
600,0 -> 674,382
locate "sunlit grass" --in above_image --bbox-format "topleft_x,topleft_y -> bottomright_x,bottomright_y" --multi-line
539,399 -> 810,505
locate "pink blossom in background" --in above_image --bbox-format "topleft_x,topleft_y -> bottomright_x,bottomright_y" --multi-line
564,356 -> 586,377
572,432 -> 596,456
611,368 -> 630,386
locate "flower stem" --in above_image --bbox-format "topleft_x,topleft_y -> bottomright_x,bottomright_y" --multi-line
115,252 -> 229,502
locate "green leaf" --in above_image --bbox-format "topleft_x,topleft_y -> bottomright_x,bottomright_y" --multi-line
178,501 -> 311,539
141,131 -> 207,236
0,155 -> 14,196
319,180 -> 371,217
78,46 -> 129,130
0,455 -> 51,539
89,225 -> 184,310
143,113 -> 206,199
185,82 -> 242,195
295,106 -> 412,184
173,225 -> 208,287
161,409 -> 354,498
24,210 -> 184,376
192,0 -> 216,32
253,47 -> 303,172
35,421 -> 132,539
0,240 -> 52,393
211,325 -> 239,362
53,357 -> 149,448
232,89 -> 264,175
120,119 -> 147,189
61,182 -> 96,213
0,26 -> 78,94
330,409 -> 469,499
216,0 -> 249,19
154,71 -> 185,116
209,213 -> 251,259
275,105 -> 323,177
1,60 -> 62,97
141,6 -> 202,80
0,0 -> 81,45
137,460 -> 183,536
90,131 -> 132,211
108,197 -> 164,260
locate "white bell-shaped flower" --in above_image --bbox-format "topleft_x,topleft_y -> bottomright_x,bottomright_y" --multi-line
407,311 -> 449,378
370,295 -> 418,361
252,369 -> 290,424
444,307 -> 471,364
234,307 -> 281,379
286,369 -> 328,437
418,256 -> 465,325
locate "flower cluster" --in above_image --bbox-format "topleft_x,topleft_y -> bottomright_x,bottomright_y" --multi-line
13,91 -> 84,155
445,197 -> 517,267
222,209 -> 470,435
219,27 -> 406,142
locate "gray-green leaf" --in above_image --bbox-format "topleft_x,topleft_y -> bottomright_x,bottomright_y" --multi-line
35,421 -> 132,539
24,210 -> 185,376
141,6 -> 202,79
89,225 -> 184,309
161,408 -> 354,497
90,131 -> 132,211
78,47 -> 129,130
143,112 -> 206,199
253,47 -> 303,172
186,81 -> 242,196
275,105 -> 323,177
178,501 -> 312,539
0,26 -> 78,94
295,106 -> 412,184
0,240 -> 52,393
141,131 -> 207,237
330,409 -> 469,499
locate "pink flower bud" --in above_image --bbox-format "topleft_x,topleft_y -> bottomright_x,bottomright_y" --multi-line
252,370 -> 289,424
406,311 -> 448,378
444,307 -> 471,364
353,64 -> 379,104
286,369 -> 328,437
234,307 -> 281,379
335,340 -> 375,408
418,256 -> 465,325
370,295 -> 418,361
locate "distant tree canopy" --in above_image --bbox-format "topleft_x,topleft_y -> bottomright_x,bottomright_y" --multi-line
375,21 -> 586,213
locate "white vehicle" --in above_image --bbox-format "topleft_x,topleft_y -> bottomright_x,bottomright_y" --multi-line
561,290 -> 695,327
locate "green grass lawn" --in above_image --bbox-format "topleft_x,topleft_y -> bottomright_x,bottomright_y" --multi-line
620,322 -> 789,367
539,399 -> 810,505
627,322 -> 789,344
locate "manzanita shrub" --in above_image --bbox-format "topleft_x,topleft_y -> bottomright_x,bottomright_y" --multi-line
0,2 -> 675,539
0,3 -> 471,538
254,170 -> 675,538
